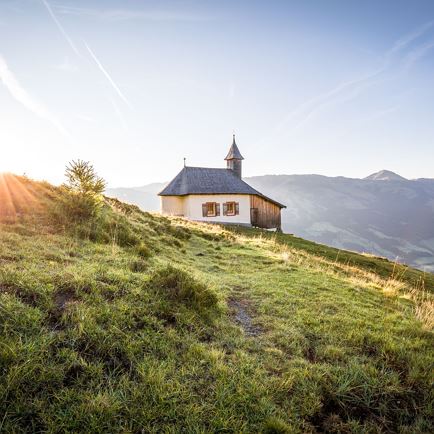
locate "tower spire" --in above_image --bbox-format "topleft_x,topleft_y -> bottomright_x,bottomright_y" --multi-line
225,134 -> 244,178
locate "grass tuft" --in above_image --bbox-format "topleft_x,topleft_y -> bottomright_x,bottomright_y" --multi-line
135,242 -> 152,258
149,265 -> 219,312
262,417 -> 294,433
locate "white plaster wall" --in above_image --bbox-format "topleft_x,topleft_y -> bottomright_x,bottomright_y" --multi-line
184,194 -> 251,224
161,196 -> 185,216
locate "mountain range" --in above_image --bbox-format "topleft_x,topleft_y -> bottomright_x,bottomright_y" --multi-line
106,170 -> 434,272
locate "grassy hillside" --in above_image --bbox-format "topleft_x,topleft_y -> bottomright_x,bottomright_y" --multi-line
0,174 -> 433,433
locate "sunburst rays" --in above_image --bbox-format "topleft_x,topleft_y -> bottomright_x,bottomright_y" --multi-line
0,174 -> 42,221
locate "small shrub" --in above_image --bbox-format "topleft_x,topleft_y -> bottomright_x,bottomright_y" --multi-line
135,243 -> 152,259
129,259 -> 148,273
59,190 -> 101,222
61,160 -> 106,222
149,265 -> 218,311
64,160 -> 106,197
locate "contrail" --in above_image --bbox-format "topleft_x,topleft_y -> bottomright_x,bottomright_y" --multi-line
84,41 -> 132,109
41,0 -> 80,56
0,54 -> 70,139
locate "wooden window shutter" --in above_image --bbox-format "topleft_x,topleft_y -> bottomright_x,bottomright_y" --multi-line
235,202 -> 239,215
223,203 -> 228,216
202,203 -> 207,217
216,203 -> 221,216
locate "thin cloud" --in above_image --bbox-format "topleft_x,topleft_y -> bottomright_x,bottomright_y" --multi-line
402,39 -> 434,72
41,0 -> 80,56
84,41 -> 132,109
388,21 -> 434,57
0,54 -> 69,138
273,20 -> 434,137
288,78 -> 386,134
273,67 -> 384,136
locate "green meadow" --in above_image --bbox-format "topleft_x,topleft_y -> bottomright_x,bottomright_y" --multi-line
0,175 -> 433,433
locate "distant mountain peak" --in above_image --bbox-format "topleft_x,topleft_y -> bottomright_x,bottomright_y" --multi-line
364,170 -> 407,181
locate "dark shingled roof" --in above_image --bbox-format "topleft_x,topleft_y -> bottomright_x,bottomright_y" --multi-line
225,136 -> 244,160
159,167 -> 285,208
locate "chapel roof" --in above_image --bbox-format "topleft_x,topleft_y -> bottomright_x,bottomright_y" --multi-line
158,166 -> 285,208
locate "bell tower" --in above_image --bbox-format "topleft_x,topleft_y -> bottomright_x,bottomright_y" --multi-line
225,134 -> 244,178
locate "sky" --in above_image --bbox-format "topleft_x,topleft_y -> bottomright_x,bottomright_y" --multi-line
1,0 -> 434,187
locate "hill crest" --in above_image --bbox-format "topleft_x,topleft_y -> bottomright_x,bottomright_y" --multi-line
0,173 -> 433,432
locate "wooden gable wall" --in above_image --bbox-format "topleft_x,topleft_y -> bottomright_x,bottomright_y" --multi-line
250,195 -> 282,230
